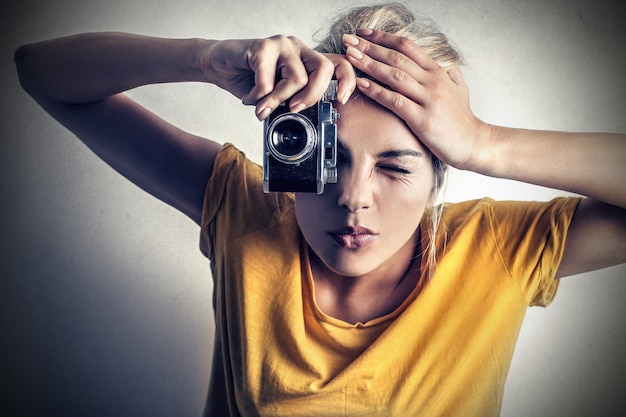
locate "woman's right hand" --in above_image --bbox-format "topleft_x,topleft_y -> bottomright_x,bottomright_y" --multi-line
200,36 -> 356,120
14,33 -> 356,225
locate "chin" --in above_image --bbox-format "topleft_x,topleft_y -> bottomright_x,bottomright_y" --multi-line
320,252 -> 380,278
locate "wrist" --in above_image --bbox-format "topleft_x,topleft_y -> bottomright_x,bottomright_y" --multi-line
192,38 -> 220,84
454,119 -> 497,174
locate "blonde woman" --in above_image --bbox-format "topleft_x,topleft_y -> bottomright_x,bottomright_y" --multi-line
14,3 -> 626,416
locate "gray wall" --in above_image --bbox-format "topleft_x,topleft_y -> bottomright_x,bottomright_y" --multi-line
2,0 -> 625,416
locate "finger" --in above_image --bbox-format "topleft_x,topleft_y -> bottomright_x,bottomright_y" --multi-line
355,77 -> 424,131
344,37 -> 427,90
345,44 -> 424,102
241,36 -> 309,118
347,35 -> 417,76
447,67 -> 466,87
356,29 -> 439,72
326,54 -> 357,104
237,38 -> 281,106
288,51 -> 335,111
254,53 -> 310,119
241,57 -> 276,106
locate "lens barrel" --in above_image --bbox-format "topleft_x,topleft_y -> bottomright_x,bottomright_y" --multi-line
266,113 -> 316,164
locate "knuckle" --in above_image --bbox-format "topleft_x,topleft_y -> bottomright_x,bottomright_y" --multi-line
360,41 -> 371,54
253,38 -> 271,53
391,68 -> 408,84
396,36 -> 414,51
432,65 -> 447,77
430,72 -> 447,91
391,94 -> 407,110
318,57 -> 335,76
265,95 -> 283,109
388,50 -> 407,68
271,34 -> 288,43
267,34 -> 292,50
291,72 -> 309,87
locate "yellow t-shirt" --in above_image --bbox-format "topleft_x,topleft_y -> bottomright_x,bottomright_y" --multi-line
199,144 -> 580,417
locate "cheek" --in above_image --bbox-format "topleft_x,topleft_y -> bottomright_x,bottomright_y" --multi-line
374,179 -> 434,228
295,194 -> 329,233
379,193 -> 429,228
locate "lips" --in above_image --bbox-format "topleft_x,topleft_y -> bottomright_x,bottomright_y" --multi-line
328,226 -> 378,250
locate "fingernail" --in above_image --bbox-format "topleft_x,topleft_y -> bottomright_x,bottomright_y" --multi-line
290,102 -> 307,113
340,89 -> 351,104
257,107 -> 271,120
343,34 -> 359,46
356,78 -> 371,89
357,28 -> 374,36
346,46 -> 363,60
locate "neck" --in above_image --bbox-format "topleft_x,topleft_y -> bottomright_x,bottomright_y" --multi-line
309,232 -> 422,324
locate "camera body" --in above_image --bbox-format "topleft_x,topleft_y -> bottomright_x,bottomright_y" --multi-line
263,80 -> 339,194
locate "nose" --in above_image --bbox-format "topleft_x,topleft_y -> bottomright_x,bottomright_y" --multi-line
336,165 -> 373,213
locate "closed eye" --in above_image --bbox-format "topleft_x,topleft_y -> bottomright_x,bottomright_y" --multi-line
378,164 -> 411,175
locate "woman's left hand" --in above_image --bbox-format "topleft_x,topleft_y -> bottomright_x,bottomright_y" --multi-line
343,29 -> 489,170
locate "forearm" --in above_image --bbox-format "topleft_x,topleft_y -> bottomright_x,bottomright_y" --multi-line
15,32 -> 214,103
475,126 -> 626,208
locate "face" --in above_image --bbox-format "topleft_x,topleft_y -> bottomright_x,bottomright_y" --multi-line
295,95 -> 436,281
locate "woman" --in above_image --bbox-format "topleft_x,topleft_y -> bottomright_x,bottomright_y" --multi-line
14,3 -> 626,416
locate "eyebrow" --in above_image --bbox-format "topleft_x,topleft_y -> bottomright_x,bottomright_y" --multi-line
377,149 -> 424,159
337,139 -> 425,159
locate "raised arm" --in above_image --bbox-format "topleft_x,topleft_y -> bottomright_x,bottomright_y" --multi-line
14,32 -> 355,225
471,129 -> 626,278
341,29 -> 626,278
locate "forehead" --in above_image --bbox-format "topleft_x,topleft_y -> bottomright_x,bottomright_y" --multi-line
334,95 -> 427,154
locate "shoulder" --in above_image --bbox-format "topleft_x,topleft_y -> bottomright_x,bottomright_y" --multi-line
437,197 -> 582,276
435,197 -> 581,305
199,143 -> 297,257
440,197 -> 581,234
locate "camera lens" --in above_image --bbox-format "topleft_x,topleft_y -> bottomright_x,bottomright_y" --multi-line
273,120 -> 307,155
267,113 -> 316,163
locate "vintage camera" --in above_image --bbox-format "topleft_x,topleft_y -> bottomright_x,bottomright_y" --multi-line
263,80 -> 339,194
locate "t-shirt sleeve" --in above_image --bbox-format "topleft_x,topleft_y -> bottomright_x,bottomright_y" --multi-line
198,144 -> 291,260
488,197 -> 581,306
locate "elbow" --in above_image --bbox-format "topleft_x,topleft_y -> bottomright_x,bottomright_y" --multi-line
14,43 -> 55,102
14,44 -> 37,97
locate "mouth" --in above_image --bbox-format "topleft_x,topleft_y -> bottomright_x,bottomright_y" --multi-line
328,226 -> 378,250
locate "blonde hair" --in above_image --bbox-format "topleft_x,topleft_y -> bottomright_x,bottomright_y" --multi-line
314,3 -> 463,70
315,3 -> 461,280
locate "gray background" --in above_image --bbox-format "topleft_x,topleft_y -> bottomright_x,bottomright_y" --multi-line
2,0 -> 625,416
